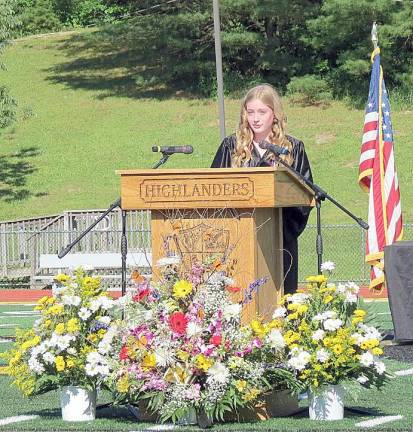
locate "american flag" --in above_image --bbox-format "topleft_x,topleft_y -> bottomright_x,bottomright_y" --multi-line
359,47 -> 403,292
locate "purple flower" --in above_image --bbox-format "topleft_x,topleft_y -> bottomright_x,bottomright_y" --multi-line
242,277 -> 269,305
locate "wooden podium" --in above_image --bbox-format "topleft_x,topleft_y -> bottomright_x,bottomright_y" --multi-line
118,167 -> 314,322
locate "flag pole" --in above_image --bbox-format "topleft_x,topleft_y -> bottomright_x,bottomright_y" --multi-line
212,0 -> 226,141
371,21 -> 378,49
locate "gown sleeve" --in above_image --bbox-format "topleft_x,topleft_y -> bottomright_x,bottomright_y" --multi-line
282,136 -> 313,242
211,135 -> 237,168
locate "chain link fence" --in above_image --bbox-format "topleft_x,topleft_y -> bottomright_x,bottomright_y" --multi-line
1,209 -> 411,288
299,223 -> 413,283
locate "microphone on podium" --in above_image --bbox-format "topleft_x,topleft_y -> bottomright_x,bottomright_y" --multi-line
152,145 -> 193,155
259,140 -> 289,155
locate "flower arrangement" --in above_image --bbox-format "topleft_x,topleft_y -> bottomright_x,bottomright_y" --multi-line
272,265 -> 389,393
3,268 -> 119,396
106,255 -> 293,423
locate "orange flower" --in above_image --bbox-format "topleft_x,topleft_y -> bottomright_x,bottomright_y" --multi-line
213,259 -> 222,270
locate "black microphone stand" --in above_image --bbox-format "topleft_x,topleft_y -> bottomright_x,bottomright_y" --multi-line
58,152 -> 172,295
262,151 -> 369,275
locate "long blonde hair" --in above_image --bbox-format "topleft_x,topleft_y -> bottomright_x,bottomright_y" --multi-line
232,84 -> 292,167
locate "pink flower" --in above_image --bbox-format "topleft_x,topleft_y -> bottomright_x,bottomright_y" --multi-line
169,312 -> 188,335
210,334 -> 222,346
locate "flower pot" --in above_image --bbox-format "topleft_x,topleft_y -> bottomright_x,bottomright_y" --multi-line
176,407 -> 198,425
308,385 -> 344,421
264,389 -> 300,417
60,386 -> 97,422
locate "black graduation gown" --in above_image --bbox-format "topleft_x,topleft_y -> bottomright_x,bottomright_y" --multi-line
211,134 -> 313,294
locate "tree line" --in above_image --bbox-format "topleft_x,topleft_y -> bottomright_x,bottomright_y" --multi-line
1,0 -> 413,129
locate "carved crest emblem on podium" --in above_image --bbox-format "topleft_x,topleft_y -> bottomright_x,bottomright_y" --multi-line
172,222 -> 230,259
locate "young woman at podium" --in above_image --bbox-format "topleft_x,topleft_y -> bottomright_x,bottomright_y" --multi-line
211,84 -> 312,294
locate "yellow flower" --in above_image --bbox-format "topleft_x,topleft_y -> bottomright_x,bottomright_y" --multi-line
116,374 -> 130,393
354,309 -> 366,318
177,350 -> 190,362
287,312 -> 299,321
235,380 -> 247,392
48,304 -> 64,315
332,344 -> 344,355
194,354 -> 213,372
164,364 -> 188,383
55,356 -> 65,372
87,333 -> 99,343
352,317 -> 364,325
324,295 -> 334,304
306,275 -> 327,284
172,280 -> 193,299
141,353 -> 156,370
243,388 -> 260,402
55,323 -> 65,335
55,273 -> 71,283
284,330 -> 300,345
298,320 -> 310,332
21,336 -> 41,352
250,319 -> 266,337
67,318 -> 80,333
66,358 -> 76,368
278,294 -> 291,305
372,347 -> 383,356
297,304 -> 308,315
44,319 -> 52,329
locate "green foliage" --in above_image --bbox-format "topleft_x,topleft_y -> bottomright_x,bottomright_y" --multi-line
304,0 -> 413,101
0,0 -> 18,130
14,0 -> 61,36
287,74 -> 332,106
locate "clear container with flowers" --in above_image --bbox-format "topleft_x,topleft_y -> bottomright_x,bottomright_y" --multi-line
272,264 -> 389,420
2,268 -> 120,421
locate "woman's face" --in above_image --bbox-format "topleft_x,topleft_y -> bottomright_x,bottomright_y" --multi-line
245,98 -> 274,141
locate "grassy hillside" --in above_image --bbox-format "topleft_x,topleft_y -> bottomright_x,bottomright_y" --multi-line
1,28 -> 412,225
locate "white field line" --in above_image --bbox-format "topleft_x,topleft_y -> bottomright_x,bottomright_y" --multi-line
0,339 -> 11,343
377,312 -> 391,315
0,415 -> 39,426
2,311 -> 39,315
393,368 -> 413,377
0,324 -> 16,328
356,415 -> 403,428
146,426 -> 177,431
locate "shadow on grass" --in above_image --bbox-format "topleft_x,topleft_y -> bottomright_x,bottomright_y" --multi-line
0,147 -> 47,204
27,404 -> 138,422
44,22 -> 213,101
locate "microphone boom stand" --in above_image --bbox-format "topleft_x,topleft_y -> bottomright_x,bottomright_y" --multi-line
58,153 -> 172,295
269,153 -> 369,275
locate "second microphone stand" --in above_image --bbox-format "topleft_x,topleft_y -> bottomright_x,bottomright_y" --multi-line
268,152 -> 369,275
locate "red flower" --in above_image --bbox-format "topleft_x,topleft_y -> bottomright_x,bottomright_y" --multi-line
119,345 -> 129,361
210,334 -> 222,346
133,288 -> 150,302
169,312 -> 188,335
227,285 -> 241,294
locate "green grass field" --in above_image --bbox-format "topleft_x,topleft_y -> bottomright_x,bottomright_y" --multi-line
1,28 -> 413,225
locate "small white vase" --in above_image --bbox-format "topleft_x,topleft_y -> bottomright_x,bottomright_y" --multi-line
176,407 -> 198,425
60,386 -> 97,422
308,384 -> 344,421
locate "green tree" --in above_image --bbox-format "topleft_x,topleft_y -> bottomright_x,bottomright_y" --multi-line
304,0 -> 412,101
0,0 -> 18,129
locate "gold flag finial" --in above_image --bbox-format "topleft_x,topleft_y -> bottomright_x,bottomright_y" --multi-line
371,22 -> 378,49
